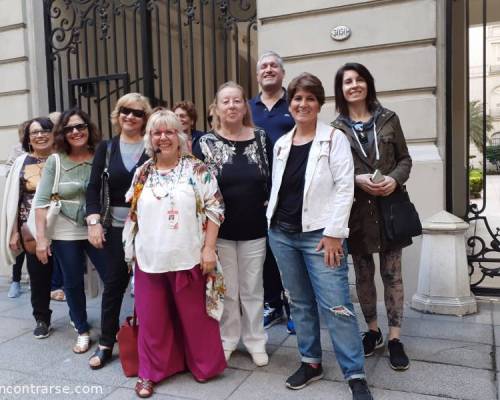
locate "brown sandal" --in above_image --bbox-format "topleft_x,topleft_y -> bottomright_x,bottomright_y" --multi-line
135,378 -> 154,398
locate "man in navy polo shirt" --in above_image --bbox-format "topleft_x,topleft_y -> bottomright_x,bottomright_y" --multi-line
250,51 -> 296,333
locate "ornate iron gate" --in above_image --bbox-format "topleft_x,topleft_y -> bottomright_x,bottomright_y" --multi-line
43,0 -> 257,138
465,0 -> 500,295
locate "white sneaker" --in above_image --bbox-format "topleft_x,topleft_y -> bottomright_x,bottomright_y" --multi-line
251,352 -> 269,367
224,350 -> 233,362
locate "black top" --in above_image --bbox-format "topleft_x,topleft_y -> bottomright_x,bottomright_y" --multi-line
275,141 -> 312,229
86,135 -> 149,216
193,129 -> 272,240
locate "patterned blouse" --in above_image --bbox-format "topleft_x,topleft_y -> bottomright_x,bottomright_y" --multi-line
193,128 -> 272,240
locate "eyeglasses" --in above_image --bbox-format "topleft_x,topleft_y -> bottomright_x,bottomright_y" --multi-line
29,129 -> 51,138
152,130 -> 177,139
62,123 -> 88,136
120,106 -> 146,119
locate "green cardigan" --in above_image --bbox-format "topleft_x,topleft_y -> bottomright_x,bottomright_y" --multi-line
33,153 -> 93,226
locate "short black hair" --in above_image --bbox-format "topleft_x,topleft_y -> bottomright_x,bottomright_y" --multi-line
53,108 -> 101,154
22,117 -> 54,152
334,62 -> 379,117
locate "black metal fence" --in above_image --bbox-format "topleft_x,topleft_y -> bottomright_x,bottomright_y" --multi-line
43,0 -> 257,138
465,0 -> 500,295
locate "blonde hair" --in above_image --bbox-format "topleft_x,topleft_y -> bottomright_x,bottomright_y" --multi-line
211,81 -> 254,131
110,92 -> 153,133
143,109 -> 189,157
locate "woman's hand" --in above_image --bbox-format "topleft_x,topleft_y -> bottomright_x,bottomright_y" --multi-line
88,224 -> 106,249
36,237 -> 51,264
380,176 -> 397,196
200,245 -> 217,275
355,174 -> 385,196
316,236 -> 344,267
9,231 -> 20,252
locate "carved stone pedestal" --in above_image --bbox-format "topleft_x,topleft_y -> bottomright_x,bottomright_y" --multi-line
411,211 -> 477,316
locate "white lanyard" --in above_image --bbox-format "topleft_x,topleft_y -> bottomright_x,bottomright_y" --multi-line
351,122 -> 379,161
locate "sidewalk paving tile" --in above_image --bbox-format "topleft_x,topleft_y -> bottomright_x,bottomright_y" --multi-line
226,371 -> 352,400
400,317 -> 493,344
393,335 -> 493,370
36,345 -> 130,387
0,368 -> 32,386
370,358 -> 496,400
123,368 -> 251,400
0,316 -> 38,343
103,387 -> 191,400
258,346 -> 379,382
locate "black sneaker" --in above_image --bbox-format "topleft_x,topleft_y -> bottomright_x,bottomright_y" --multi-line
33,321 -> 51,339
388,338 -> 410,370
285,362 -> 323,390
362,328 -> 384,356
263,303 -> 283,329
348,378 -> 373,400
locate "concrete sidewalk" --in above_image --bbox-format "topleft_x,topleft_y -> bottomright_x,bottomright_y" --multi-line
0,277 -> 497,400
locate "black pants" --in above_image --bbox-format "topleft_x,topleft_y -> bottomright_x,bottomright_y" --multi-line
12,252 -> 25,282
26,253 -> 53,324
263,240 -> 286,311
100,226 -> 130,347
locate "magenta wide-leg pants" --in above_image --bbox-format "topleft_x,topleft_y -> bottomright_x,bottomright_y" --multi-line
135,264 -> 227,383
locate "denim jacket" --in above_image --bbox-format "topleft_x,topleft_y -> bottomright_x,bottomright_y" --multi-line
266,120 -> 354,238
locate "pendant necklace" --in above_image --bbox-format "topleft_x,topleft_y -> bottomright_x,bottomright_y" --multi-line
150,158 -> 184,200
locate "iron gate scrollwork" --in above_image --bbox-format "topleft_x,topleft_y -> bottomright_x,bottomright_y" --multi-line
43,0 -> 257,139
465,0 -> 500,296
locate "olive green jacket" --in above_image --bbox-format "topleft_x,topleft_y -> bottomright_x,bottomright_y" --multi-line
331,107 -> 412,255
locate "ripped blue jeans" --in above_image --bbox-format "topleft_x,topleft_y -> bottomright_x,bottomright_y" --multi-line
268,226 -> 365,381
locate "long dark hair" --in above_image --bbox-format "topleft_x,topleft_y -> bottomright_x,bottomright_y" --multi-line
53,108 -> 101,154
22,117 -> 54,152
334,62 -> 379,117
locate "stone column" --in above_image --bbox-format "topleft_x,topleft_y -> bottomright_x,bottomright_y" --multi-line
411,210 -> 477,315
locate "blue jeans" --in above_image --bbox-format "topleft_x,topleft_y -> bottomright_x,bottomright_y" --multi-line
52,240 -> 107,334
268,226 -> 365,381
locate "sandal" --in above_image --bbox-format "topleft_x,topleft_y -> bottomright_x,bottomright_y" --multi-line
89,346 -> 112,370
50,289 -> 66,302
73,334 -> 91,354
135,378 -> 154,398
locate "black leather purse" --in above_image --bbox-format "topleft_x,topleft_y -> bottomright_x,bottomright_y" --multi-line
378,188 -> 422,242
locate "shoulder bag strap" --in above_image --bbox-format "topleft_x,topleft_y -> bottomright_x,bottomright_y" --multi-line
51,153 -> 61,195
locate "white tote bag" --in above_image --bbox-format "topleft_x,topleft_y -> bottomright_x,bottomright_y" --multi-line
27,153 -> 62,238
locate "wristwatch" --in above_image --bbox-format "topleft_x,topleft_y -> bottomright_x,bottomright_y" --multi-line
88,218 -> 100,226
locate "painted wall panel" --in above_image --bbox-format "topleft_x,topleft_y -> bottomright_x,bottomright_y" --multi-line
259,0 -> 436,57
0,62 -> 28,93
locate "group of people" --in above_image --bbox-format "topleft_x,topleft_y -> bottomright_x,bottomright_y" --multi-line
0,51 -> 414,400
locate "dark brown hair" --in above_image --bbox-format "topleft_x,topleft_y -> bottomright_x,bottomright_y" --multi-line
334,62 -> 379,116
22,117 -> 54,152
172,100 -> 198,129
53,108 -> 101,154
287,73 -> 325,106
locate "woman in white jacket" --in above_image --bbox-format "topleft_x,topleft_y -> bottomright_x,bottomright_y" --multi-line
0,117 -> 55,339
267,73 -> 372,400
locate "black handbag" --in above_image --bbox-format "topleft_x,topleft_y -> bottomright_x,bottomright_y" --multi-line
378,188 -> 422,242
100,141 -> 112,228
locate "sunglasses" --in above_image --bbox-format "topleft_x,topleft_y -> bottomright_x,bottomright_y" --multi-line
120,106 -> 146,119
29,129 -> 52,137
62,123 -> 88,136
